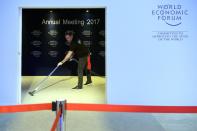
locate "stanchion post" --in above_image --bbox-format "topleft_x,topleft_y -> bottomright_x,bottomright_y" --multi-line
52,100 -> 66,131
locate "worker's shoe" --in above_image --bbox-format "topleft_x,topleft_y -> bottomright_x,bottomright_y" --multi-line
72,86 -> 82,89
84,81 -> 92,85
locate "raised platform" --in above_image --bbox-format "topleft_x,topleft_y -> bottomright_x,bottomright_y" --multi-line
22,76 -> 106,104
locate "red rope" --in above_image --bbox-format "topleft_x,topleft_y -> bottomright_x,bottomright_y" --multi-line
51,109 -> 62,131
0,103 -> 51,113
1,103 -> 197,113
66,103 -> 197,113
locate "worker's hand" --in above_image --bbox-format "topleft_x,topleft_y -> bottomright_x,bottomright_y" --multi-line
57,62 -> 63,66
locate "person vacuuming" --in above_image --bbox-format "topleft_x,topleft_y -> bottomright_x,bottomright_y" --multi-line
57,31 -> 92,89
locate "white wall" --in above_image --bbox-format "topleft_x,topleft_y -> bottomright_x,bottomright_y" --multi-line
0,0 -> 197,106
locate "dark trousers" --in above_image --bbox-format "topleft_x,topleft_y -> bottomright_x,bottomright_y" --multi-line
78,56 -> 92,88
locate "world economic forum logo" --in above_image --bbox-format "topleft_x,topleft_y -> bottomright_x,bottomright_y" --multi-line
152,4 -> 188,26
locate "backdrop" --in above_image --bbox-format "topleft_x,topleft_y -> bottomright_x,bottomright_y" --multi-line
22,8 -> 105,76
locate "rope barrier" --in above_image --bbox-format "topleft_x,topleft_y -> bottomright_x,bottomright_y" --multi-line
51,108 -> 62,131
1,103 -> 197,113
66,103 -> 197,113
1,103 -> 197,131
0,103 -> 51,113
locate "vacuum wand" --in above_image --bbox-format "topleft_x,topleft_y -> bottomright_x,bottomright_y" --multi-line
28,66 -> 59,96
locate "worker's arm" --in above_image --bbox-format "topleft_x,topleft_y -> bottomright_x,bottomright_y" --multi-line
57,51 -> 73,66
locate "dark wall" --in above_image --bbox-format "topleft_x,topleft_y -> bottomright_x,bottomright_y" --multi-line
22,8 -> 105,76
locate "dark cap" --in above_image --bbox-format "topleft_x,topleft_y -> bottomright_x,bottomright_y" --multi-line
65,30 -> 75,36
